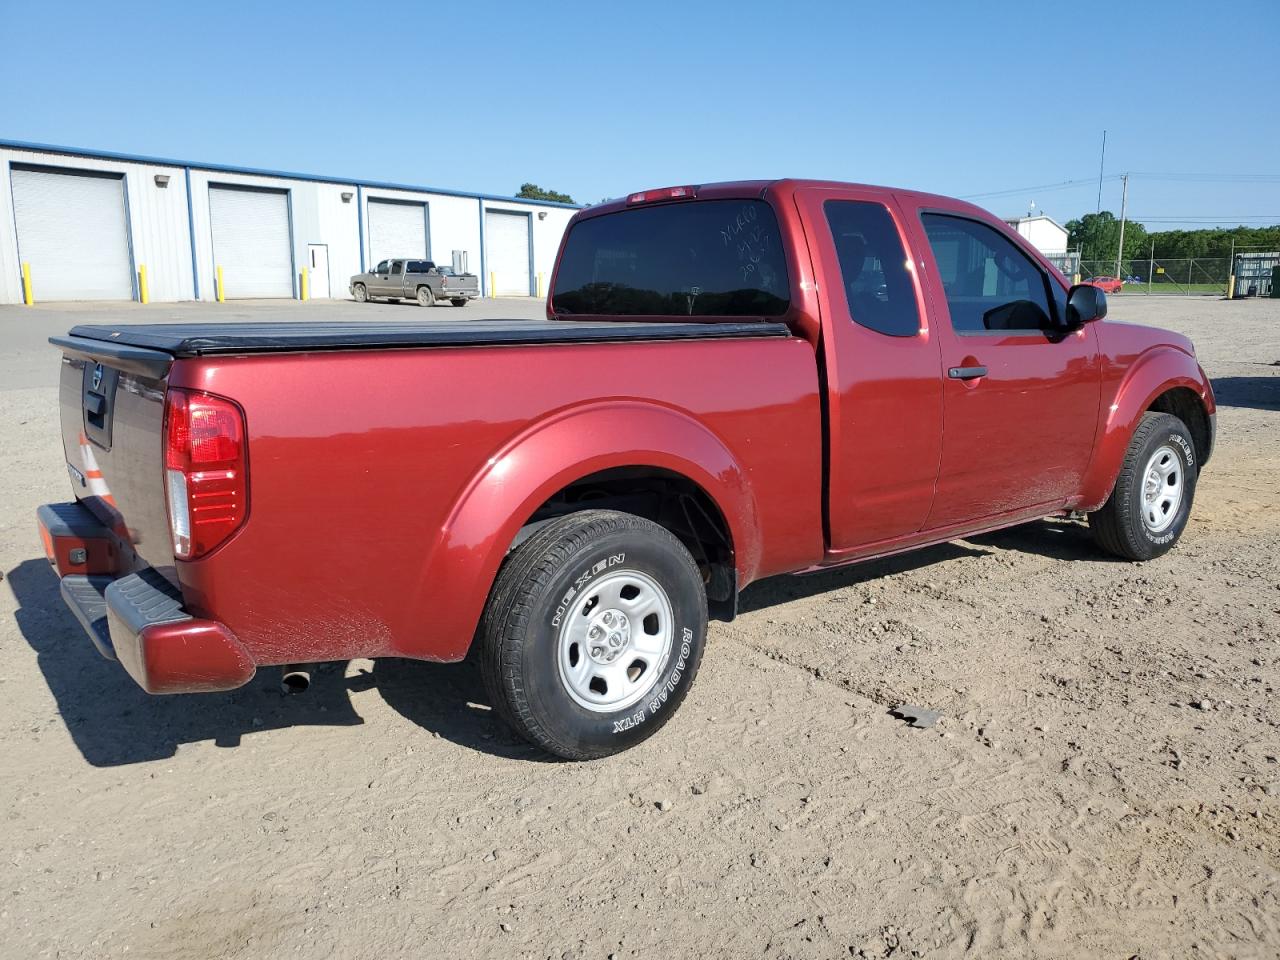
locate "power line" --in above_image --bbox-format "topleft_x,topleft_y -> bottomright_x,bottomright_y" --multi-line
960,175 -> 1122,201
1133,215 -> 1280,222
961,170 -> 1280,203
1128,173 -> 1280,183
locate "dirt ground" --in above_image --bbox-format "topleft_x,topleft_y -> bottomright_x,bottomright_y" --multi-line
2,296 -> 1277,959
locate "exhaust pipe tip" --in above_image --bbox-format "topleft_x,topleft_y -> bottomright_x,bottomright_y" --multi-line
281,665 -> 311,694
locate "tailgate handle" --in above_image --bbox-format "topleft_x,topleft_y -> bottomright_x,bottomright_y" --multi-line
84,392 -> 106,416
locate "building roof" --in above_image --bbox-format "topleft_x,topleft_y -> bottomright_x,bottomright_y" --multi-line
1002,214 -> 1068,233
0,138 -> 582,209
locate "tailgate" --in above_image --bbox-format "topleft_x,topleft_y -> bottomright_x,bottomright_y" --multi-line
444,274 -> 480,295
53,336 -> 177,583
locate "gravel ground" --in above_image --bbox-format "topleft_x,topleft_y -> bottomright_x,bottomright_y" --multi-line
1,296 -> 1277,959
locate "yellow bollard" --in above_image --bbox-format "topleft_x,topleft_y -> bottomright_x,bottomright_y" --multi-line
138,264 -> 149,304
216,265 -> 225,303
536,272 -> 544,299
489,271 -> 497,298
21,262 -> 33,305
300,267 -> 309,301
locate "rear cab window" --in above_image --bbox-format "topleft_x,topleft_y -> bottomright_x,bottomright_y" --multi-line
824,200 -> 920,337
552,199 -> 790,317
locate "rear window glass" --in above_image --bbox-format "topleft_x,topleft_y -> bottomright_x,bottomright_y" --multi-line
824,200 -> 920,337
552,199 -> 790,317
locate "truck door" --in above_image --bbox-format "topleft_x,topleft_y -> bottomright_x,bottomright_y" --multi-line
369,260 -> 391,297
388,259 -> 406,297
909,209 -> 1101,529
794,187 -> 944,549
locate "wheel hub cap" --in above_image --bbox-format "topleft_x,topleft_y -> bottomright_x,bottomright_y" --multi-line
586,608 -> 632,664
1141,444 -> 1184,534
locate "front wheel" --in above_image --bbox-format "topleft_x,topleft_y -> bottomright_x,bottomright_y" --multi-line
353,283 -> 367,303
416,285 -> 435,307
478,510 -> 708,760
1089,411 -> 1198,560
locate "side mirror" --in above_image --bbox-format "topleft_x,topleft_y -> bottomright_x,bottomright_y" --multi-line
1066,283 -> 1107,327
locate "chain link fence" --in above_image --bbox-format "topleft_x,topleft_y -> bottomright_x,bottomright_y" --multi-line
1079,258 -> 1229,295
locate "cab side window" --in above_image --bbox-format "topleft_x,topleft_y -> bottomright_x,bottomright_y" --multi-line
374,260 -> 389,275
921,214 -> 1054,333
825,200 -> 920,337
391,261 -> 404,276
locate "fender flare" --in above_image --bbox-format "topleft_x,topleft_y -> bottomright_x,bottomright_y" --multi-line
401,400 -> 761,661
1078,346 -> 1214,510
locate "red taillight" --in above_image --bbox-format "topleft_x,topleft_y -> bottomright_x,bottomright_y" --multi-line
163,388 -> 248,560
626,185 -> 697,205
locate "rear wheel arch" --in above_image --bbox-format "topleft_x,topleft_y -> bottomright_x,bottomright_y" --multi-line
512,465 -> 739,621
406,403 -> 760,662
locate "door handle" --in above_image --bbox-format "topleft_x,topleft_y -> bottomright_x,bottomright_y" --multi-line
947,365 -> 988,380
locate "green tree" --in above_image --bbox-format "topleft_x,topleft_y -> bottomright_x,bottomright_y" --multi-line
1065,210 -> 1148,263
517,182 -> 575,204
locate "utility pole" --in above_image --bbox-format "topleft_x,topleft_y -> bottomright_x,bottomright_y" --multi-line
1115,173 -> 1129,280
1096,130 -> 1107,213
1148,239 -> 1154,295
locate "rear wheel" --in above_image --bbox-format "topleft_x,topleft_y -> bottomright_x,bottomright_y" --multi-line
353,283 -> 367,303
479,510 -> 708,760
451,298 -> 467,307
416,286 -> 435,307
1089,411 -> 1198,560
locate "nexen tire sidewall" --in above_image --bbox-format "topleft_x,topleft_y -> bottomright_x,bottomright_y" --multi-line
519,529 -> 706,756
1130,424 -> 1197,553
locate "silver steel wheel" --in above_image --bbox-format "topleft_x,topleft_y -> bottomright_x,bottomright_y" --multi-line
353,284 -> 367,302
1141,443 -> 1184,533
556,570 -> 674,713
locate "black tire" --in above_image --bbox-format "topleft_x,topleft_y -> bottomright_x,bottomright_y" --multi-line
1089,411 -> 1198,560
479,510 -> 708,760
451,298 -> 467,307
353,283 -> 367,303
416,285 -> 435,307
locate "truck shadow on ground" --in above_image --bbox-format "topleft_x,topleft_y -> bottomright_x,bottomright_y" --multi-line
7,520 -> 1111,768
1210,375 -> 1280,411
737,519 -> 1108,613
7,558 -> 542,766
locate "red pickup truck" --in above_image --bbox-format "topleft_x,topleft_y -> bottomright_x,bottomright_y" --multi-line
38,179 -> 1215,759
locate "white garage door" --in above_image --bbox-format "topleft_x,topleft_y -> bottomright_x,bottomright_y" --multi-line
485,210 -> 531,296
368,200 -> 428,266
209,185 -> 294,299
11,166 -> 133,301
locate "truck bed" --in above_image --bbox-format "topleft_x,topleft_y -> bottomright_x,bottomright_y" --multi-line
60,319 -> 790,357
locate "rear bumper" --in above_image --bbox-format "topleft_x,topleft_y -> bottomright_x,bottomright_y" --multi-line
38,502 -> 256,694
442,288 -> 480,299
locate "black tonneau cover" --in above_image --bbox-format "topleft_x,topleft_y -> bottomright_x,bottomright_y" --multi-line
62,319 -> 790,358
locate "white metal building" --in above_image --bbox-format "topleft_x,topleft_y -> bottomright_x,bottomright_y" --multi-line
1002,214 -> 1069,256
0,140 -> 580,304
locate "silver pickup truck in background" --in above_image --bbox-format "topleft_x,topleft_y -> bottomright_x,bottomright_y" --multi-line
350,259 -> 480,306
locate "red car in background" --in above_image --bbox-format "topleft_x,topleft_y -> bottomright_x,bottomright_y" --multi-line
1086,275 -> 1124,294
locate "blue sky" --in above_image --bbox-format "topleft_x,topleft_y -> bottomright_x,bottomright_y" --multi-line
3,0 -> 1277,228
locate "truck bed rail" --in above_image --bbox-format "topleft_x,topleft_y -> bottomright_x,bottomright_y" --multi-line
62,319 -> 791,357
